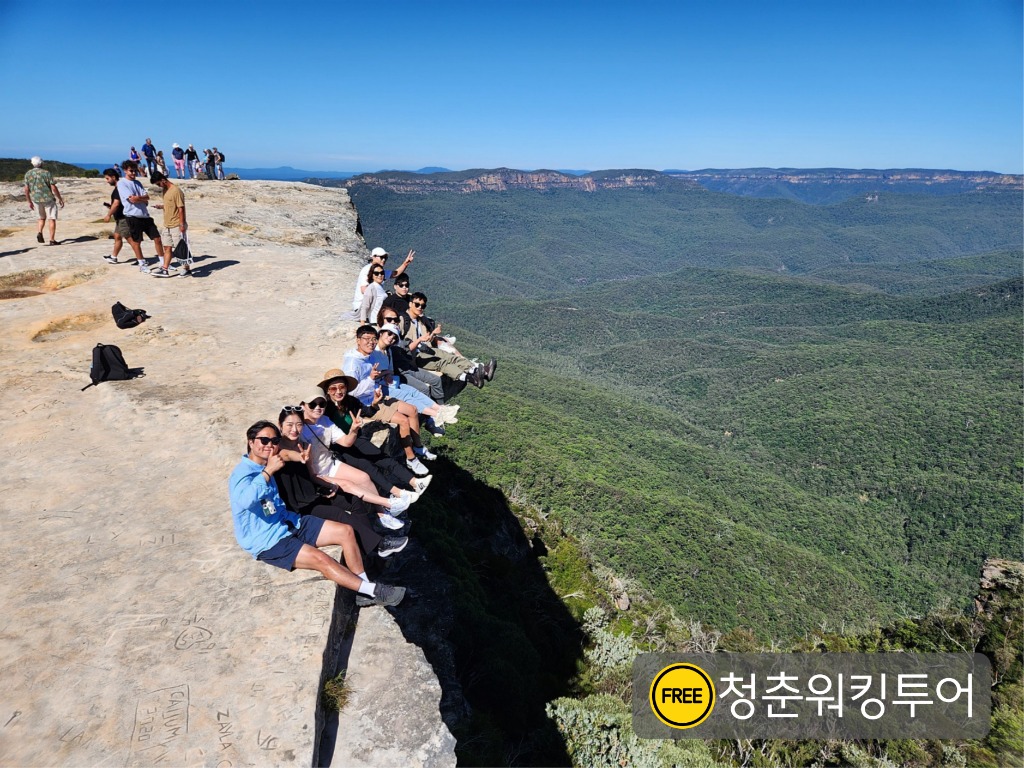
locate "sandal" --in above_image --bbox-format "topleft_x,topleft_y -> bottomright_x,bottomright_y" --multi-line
48,240 -> 57,246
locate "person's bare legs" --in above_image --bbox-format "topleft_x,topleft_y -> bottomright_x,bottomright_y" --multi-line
292,541 -> 361,591
153,236 -> 169,269
393,404 -> 422,446
317,520 -> 365,574
320,466 -> 408,512
47,218 -> 56,243
126,236 -> 146,263
112,232 -> 123,259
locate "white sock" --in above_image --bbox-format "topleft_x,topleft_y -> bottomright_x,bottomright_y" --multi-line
357,580 -> 376,597
357,571 -> 369,582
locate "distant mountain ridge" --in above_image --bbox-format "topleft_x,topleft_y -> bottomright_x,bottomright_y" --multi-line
333,167 -> 694,194
331,166 -> 1023,203
666,167 -> 1023,204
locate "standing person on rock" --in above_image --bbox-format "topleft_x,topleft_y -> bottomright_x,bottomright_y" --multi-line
116,161 -> 166,274
23,156 -> 65,245
185,144 -> 199,178
150,171 -> 189,275
171,143 -> 186,178
101,168 -> 130,263
141,138 -> 157,176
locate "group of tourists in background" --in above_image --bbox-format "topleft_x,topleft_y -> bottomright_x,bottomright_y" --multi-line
230,249 -> 499,607
127,137 -> 226,180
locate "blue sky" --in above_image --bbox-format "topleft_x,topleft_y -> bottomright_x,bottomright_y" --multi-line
1,0 -> 1021,173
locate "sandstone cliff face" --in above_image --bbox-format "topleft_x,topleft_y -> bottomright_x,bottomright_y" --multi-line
341,168 -> 686,194
0,178 -> 455,768
335,167 -> 1022,200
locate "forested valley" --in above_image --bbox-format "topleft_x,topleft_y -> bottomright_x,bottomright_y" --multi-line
336,175 -> 1022,766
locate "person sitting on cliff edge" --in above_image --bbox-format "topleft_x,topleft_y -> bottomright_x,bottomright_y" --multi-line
229,420 -> 406,607
351,247 -> 414,313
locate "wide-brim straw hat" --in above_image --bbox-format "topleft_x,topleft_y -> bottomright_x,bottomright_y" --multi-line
318,368 -> 358,392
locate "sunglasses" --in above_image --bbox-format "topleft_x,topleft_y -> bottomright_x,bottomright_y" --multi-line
306,400 -> 327,409
371,270 -> 384,276
282,405 -> 304,413
382,316 -> 399,323
254,435 -> 282,446
411,301 -> 426,307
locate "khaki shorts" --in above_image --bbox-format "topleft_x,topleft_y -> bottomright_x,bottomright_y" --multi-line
162,227 -> 180,250
35,201 -> 58,220
115,218 -> 131,238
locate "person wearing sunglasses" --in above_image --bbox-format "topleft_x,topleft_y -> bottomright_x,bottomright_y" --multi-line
375,306 -> 456,403
373,322 -> 459,436
404,292 -> 496,388
228,420 -> 406,606
357,263 -> 389,326
351,246 -> 415,313
317,369 -> 431,496
381,274 -> 412,316
298,394 -> 418,517
273,407 -> 409,558
342,326 -> 432,476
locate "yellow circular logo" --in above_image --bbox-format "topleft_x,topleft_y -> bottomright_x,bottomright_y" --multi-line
649,663 -> 715,729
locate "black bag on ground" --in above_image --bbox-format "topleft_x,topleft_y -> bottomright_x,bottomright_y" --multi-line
111,301 -> 149,329
81,343 -> 142,390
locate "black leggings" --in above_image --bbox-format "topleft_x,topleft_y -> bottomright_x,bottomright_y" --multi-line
301,496 -> 382,556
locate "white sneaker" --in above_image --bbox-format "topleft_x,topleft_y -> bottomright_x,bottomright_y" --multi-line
407,457 -> 429,476
389,494 -> 411,516
439,405 -> 459,424
414,475 -> 432,493
415,447 -> 438,461
378,512 -> 405,530
401,488 -> 422,505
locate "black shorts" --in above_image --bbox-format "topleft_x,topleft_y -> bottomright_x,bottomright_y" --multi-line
126,216 -> 161,242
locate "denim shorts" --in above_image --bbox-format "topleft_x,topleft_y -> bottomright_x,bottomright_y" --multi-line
256,516 -> 325,570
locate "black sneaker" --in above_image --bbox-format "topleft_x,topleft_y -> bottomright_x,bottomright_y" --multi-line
355,583 -> 406,607
36,233 -> 44,244
484,358 -> 497,381
377,536 -> 409,558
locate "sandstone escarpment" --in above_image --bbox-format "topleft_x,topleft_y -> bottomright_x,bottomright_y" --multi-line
0,178 -> 454,767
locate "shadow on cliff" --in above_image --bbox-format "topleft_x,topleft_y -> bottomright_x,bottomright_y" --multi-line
379,457 -> 581,766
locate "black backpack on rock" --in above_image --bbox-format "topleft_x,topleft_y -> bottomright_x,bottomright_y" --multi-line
111,301 -> 149,329
81,343 -> 143,390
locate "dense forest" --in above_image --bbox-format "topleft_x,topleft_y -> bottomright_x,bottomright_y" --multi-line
338,179 -> 1022,765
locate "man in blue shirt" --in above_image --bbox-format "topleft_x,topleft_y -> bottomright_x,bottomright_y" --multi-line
229,420 -> 406,607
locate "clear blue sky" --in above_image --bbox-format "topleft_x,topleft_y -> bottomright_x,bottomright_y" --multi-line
1,0 -> 1021,173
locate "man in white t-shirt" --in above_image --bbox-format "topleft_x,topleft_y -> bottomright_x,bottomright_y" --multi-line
351,247 -> 415,311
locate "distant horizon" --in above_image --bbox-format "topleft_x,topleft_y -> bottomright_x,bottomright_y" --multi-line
52,159 -> 1024,177
1,1 -> 1020,175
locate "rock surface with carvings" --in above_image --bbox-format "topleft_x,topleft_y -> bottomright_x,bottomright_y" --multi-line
0,177 -> 454,767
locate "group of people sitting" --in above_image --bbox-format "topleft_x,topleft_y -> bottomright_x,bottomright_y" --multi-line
229,247 -> 498,607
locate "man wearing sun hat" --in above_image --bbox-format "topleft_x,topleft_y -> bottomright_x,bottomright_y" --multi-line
170,143 -> 185,178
